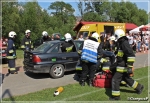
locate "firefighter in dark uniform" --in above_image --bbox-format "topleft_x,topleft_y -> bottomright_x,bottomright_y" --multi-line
21,30 -> 33,57
78,32 -> 103,86
61,33 -> 76,52
7,31 -> 17,74
41,31 -> 51,44
102,35 -> 116,65
109,29 -> 144,100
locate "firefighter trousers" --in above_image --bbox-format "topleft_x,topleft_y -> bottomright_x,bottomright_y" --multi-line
80,62 -> 97,81
111,71 -> 142,97
8,59 -> 16,74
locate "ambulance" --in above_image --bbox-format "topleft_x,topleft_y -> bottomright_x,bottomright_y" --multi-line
76,23 -> 126,42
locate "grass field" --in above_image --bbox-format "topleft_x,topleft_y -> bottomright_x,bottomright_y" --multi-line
2,66 -> 149,102
16,49 -> 24,59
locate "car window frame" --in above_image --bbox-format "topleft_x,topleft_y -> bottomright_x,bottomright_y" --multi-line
74,41 -> 83,51
46,43 -> 61,53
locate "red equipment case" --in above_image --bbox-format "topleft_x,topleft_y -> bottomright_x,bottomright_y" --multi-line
93,71 -> 112,88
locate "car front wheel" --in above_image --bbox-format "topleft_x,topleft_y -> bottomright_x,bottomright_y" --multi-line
50,64 -> 65,79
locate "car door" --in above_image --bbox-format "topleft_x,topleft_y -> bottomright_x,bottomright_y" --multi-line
47,43 -> 79,71
74,40 -> 84,51
60,51 -> 79,71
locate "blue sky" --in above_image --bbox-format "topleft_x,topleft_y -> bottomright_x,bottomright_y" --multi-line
19,0 -> 150,16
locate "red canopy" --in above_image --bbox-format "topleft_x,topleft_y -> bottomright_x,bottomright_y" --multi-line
125,23 -> 138,30
139,26 -> 150,31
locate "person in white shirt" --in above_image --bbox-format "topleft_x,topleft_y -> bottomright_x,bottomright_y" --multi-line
78,34 -> 84,41
144,37 -> 149,51
128,33 -> 134,47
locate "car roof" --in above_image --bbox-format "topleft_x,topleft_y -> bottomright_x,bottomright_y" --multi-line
46,40 -> 83,43
46,40 -> 63,43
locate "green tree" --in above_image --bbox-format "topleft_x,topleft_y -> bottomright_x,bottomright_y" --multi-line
2,2 -> 20,37
21,1 -> 46,41
77,0 -> 85,17
82,12 -> 103,22
48,1 -> 76,36
48,1 -> 75,25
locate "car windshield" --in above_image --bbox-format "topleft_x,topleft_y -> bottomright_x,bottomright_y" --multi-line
33,42 -> 55,53
78,31 -> 89,39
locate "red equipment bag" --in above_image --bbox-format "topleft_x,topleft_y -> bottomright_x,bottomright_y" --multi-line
93,71 -> 112,88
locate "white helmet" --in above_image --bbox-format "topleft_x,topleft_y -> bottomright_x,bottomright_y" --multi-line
91,32 -> 99,41
65,33 -> 72,41
115,29 -> 125,40
110,35 -> 115,41
42,31 -> 48,36
25,29 -> 31,35
8,31 -> 16,38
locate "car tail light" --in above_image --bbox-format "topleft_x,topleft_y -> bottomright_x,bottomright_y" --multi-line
32,55 -> 41,63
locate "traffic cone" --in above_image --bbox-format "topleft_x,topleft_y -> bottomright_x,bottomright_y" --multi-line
130,67 -> 134,77
53,87 -> 64,97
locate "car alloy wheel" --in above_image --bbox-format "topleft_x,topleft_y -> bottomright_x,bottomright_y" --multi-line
50,64 -> 64,79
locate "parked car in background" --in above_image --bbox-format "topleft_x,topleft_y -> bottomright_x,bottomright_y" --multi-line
24,40 -> 83,79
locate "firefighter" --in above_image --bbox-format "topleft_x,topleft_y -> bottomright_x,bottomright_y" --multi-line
61,33 -> 76,52
21,29 -> 33,60
41,31 -> 51,44
102,35 -> 116,65
109,29 -> 144,100
109,36 -> 117,52
103,34 -> 111,51
7,31 -> 17,74
78,32 -> 103,86
21,29 -> 33,52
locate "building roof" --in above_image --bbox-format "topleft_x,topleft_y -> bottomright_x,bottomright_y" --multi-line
73,21 -> 138,32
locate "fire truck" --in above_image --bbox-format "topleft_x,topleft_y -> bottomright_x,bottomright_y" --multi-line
0,37 -> 8,62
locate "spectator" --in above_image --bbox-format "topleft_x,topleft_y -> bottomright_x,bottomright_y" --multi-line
126,32 -> 129,39
132,37 -> 137,53
136,33 -> 142,52
78,34 -> 84,41
128,33 -> 134,47
144,38 -> 149,51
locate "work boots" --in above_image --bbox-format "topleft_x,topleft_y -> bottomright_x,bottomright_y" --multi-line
79,80 -> 85,86
109,96 -> 121,100
88,79 -> 93,87
135,84 -> 144,94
